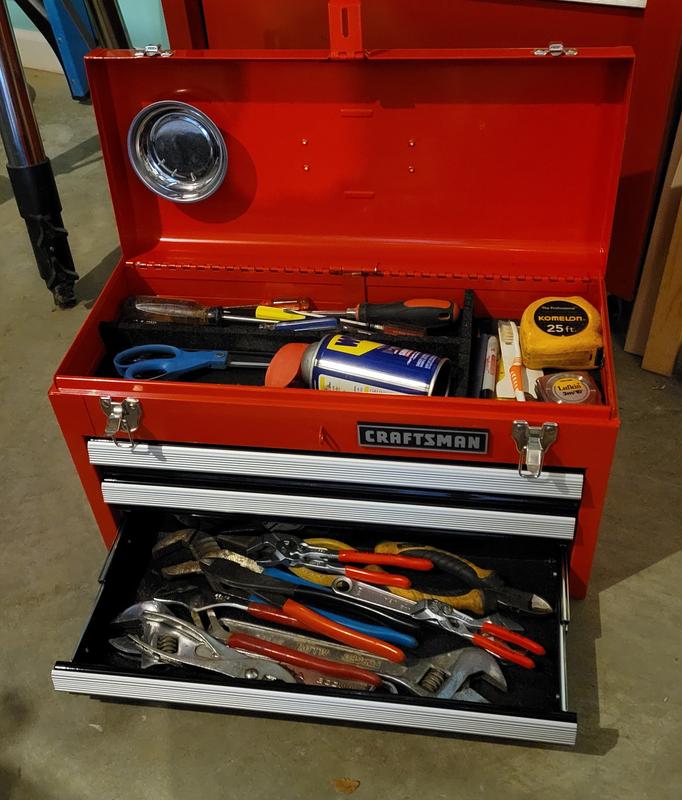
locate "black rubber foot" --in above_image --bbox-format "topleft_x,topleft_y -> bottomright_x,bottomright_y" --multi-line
53,282 -> 78,309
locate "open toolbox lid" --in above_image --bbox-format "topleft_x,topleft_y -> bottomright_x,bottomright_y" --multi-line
84,10 -> 633,281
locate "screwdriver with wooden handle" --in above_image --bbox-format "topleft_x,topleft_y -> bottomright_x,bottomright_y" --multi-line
375,542 -> 553,616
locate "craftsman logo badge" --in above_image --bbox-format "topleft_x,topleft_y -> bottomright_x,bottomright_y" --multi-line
358,423 -> 489,453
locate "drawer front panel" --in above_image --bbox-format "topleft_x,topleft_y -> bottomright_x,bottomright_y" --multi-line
87,440 -> 584,501
101,481 -> 577,539
51,667 -> 577,746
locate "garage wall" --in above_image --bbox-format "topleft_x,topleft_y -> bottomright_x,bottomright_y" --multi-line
8,0 -> 168,47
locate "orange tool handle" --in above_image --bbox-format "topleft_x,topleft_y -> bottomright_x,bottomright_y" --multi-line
342,566 -> 411,588
481,621 -> 546,656
337,551 -> 433,571
354,299 -> 457,328
471,634 -> 535,670
227,632 -> 382,687
509,364 -> 524,395
282,599 -> 405,663
245,601 -> 302,627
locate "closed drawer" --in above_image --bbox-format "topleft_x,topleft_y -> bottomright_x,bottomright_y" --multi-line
88,439 -> 582,540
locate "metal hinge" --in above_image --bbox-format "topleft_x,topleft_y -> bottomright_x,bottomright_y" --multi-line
328,1 -> 364,60
533,42 -> 578,57
511,420 -> 558,479
134,44 -> 173,58
99,397 -> 142,448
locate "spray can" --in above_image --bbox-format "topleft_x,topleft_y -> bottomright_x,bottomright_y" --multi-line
265,334 -> 451,396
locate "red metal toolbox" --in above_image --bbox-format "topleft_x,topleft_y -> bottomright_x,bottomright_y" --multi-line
49,11 -> 632,745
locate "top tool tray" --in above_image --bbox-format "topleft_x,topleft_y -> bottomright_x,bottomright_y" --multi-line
96,289 -> 474,394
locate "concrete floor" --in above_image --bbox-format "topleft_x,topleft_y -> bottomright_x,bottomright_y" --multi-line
1,69 -> 681,800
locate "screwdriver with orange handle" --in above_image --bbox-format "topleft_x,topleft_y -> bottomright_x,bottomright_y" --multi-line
329,299 -> 459,329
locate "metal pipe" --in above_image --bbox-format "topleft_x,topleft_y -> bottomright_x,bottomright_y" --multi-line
0,0 -> 45,165
0,0 -> 78,307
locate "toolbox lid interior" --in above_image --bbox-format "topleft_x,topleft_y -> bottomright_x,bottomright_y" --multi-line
85,46 -> 633,279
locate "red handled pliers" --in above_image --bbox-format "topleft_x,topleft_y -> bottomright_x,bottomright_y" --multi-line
331,577 -> 546,669
410,601 -> 546,669
258,533 -> 433,588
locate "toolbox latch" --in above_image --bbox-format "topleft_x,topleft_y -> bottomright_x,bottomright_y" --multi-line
533,42 -> 578,57
134,44 -> 173,58
511,421 -> 558,479
99,397 -> 142,448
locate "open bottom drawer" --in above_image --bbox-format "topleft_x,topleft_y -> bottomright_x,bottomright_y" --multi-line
53,509 -> 576,746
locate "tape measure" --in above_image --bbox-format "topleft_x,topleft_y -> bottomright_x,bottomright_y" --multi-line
520,296 -> 603,370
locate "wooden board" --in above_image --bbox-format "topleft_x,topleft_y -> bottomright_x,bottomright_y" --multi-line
626,114 -> 682,355
641,197 -> 682,374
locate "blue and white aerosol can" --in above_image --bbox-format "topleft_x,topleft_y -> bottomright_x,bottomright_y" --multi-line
267,334 -> 451,395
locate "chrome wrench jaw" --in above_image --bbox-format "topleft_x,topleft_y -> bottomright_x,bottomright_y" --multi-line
112,602 -> 296,684
389,647 -> 507,699
434,648 -> 507,699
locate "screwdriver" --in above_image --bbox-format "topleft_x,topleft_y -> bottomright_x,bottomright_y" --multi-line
121,296 -> 308,325
317,299 -> 459,329
280,311 -> 429,337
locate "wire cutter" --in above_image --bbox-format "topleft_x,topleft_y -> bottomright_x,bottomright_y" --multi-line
330,577 -> 546,670
239,531 -> 433,588
374,542 -> 553,616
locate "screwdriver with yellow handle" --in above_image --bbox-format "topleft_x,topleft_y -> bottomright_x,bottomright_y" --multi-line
375,543 -> 553,616
121,296 -> 310,325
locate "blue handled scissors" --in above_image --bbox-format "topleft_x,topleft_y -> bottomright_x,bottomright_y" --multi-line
114,344 -> 270,380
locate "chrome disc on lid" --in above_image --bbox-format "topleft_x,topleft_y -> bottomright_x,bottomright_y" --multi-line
127,101 -> 227,203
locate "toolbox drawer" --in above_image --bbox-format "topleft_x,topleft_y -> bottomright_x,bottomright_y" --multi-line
53,470 -> 576,745
88,439 -> 582,540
